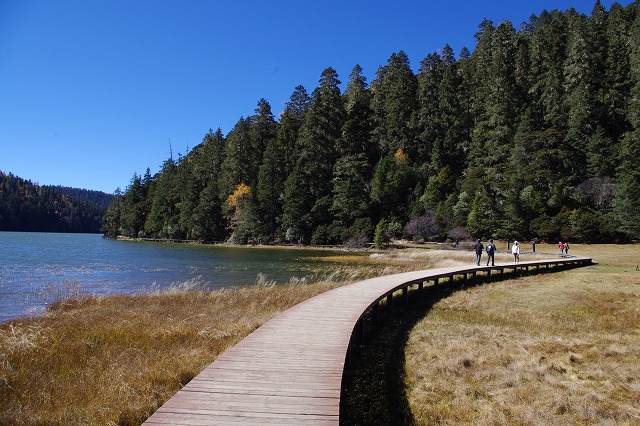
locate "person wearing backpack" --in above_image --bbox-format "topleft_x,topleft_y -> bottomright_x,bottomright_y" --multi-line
485,239 -> 495,266
474,239 -> 484,266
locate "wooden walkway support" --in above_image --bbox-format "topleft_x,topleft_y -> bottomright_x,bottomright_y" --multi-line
144,256 -> 592,425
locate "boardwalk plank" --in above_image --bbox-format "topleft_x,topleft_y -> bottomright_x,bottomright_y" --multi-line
144,411 -> 337,425
170,393 -> 339,407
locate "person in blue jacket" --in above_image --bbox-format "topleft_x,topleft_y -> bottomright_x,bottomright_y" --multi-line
486,239 -> 495,266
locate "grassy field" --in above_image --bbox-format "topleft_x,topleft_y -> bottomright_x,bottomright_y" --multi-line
404,244 -> 640,425
1,244 -> 638,424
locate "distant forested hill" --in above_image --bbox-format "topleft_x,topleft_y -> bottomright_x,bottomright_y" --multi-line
104,2 -> 640,244
0,171 -> 109,233
51,185 -> 113,209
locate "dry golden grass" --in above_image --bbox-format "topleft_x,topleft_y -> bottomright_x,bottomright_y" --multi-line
0,276 -> 346,425
404,244 -> 640,425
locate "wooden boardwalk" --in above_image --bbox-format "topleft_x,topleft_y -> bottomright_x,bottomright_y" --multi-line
144,256 -> 592,425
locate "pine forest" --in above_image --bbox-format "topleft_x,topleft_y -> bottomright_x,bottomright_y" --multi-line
103,2 -> 640,245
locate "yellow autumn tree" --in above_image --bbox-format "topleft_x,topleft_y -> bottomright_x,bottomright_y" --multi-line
225,183 -> 252,232
393,147 -> 408,167
226,183 -> 252,209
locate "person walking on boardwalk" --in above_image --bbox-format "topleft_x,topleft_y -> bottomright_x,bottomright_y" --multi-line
474,239 -> 484,266
558,241 -> 565,254
512,240 -> 520,263
564,241 -> 570,254
486,239 -> 495,266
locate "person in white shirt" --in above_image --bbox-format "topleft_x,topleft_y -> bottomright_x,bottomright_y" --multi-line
512,240 -> 520,263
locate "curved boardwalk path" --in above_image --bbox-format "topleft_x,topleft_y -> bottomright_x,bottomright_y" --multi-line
144,256 -> 592,425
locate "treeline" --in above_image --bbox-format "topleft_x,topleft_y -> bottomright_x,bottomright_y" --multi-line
104,2 -> 640,245
0,171 -> 107,233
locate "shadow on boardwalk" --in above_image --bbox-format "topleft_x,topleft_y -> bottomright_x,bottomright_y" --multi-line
341,284 -> 458,425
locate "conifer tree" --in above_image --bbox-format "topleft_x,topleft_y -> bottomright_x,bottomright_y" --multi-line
529,10 -> 568,129
416,51 -> 443,167
281,68 -> 345,243
514,18 -> 534,115
469,18 -> 495,123
371,51 -> 418,158
434,45 -> 466,180
144,157 -> 181,238
256,86 -> 309,241
629,4 -> 640,133
280,85 -> 310,172
249,98 -> 277,165
220,117 -> 253,198
177,152 -> 201,239
614,130 -> 640,239
280,166 -> 311,243
614,6 -> 640,240
466,18 -> 495,167
244,99 -> 277,240
604,3 -> 632,140
338,65 -> 374,160
370,149 -> 410,222
589,0 -> 608,126
370,52 -> 418,222
102,188 -> 122,238
563,9 -> 594,183
256,137 -> 285,241
120,173 -> 144,237
330,65 -> 374,237
191,129 -> 226,241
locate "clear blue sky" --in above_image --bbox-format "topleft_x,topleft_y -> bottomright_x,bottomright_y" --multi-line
0,0 -> 631,194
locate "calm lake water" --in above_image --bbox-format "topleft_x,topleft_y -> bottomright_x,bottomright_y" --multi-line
0,232 -> 358,321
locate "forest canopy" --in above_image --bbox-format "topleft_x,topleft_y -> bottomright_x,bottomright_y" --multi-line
104,1 -> 640,244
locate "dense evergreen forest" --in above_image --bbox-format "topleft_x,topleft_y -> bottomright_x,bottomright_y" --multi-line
0,171 -> 108,233
104,2 -> 640,245
50,186 -> 113,210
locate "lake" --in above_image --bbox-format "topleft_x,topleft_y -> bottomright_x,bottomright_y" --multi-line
0,232 -> 358,321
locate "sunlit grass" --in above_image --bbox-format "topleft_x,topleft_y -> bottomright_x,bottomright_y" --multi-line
404,244 -> 640,425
